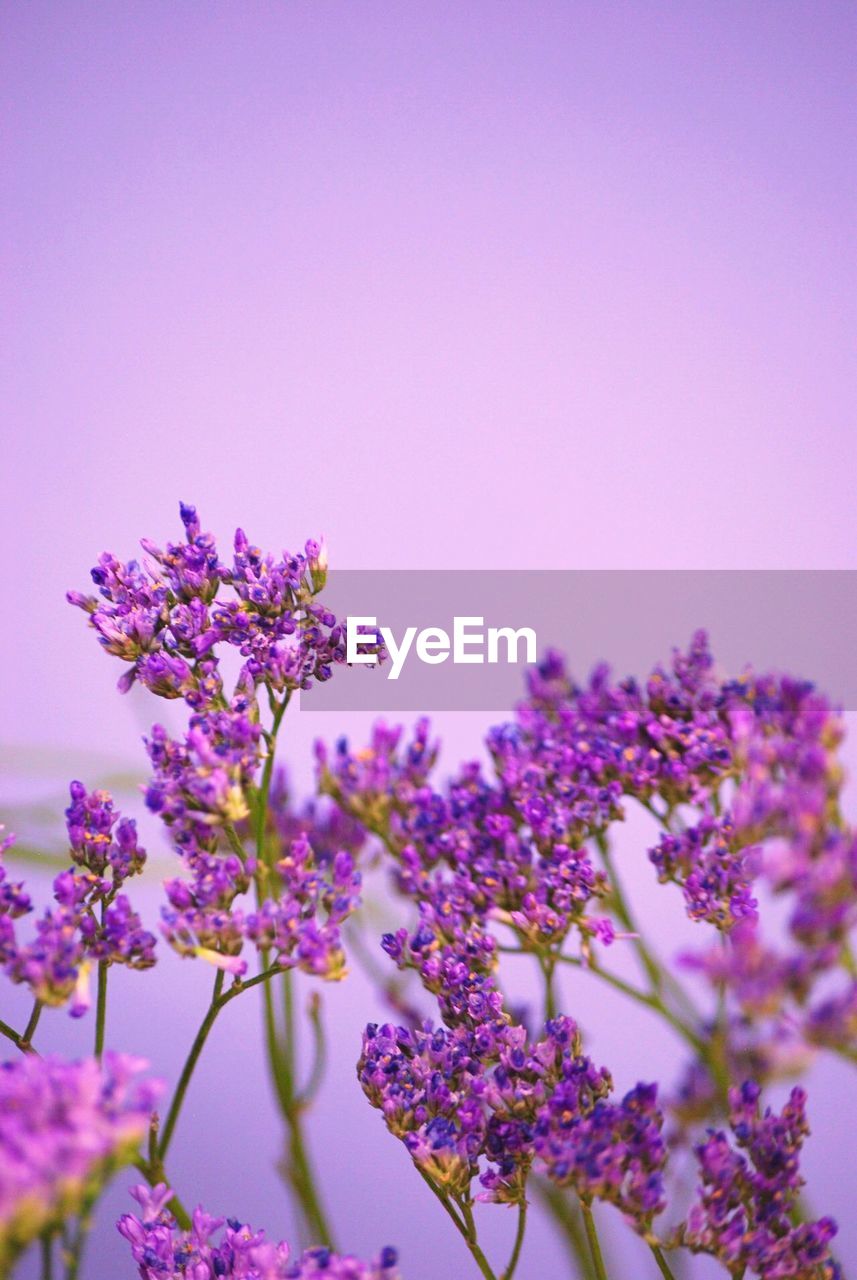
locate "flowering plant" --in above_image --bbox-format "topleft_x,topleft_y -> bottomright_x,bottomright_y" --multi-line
0,505 -> 851,1279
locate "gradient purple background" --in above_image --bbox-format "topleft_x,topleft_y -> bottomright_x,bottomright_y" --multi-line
2,3 -> 856,1277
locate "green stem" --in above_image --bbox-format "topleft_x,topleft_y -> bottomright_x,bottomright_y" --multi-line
158,969 -> 225,1161
414,1172 -> 497,1279
157,963 -> 289,1164
255,692 -> 291,867
596,834 -> 663,991
137,965 -> 287,1229
296,995 -> 327,1109
262,978 -> 293,1115
64,1193 -> 97,1280
285,1106 -> 334,1247
40,1233 -> 53,1280
416,1167 -> 467,1235
94,961 -> 108,1061
650,1246 -> 678,1280
21,998 -> 43,1048
533,1180 -> 596,1279
282,966 -> 296,1082
0,1015 -> 37,1055
540,954 -> 558,1020
252,689 -> 336,1250
224,823 -> 248,863
554,954 -> 707,1059
581,1202 -> 608,1280
457,1196 -> 498,1280
501,1199 -> 527,1280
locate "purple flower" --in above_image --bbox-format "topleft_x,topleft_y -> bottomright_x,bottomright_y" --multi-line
0,1054 -> 160,1271
65,780 -> 147,885
535,1082 -> 667,1233
649,814 -> 759,931
2,786 -> 155,1014
70,503 -> 351,704
358,1016 -> 609,1206
677,1082 -> 840,1278
145,705 -> 263,851
118,1186 -> 400,1278
244,836 -> 362,980
161,831 -> 362,981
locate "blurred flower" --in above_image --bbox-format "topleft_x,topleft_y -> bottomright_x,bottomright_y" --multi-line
676,1082 -> 840,1278
0,1054 -> 160,1272
118,1186 -> 400,1279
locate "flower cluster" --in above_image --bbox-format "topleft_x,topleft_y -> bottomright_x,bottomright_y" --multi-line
119,1185 -> 401,1279
672,669 -> 855,1054
145,704 -> 263,854
7,512 -> 840,1280
323,632 -> 851,1275
267,770 -> 369,871
318,716 -> 614,987
69,503 -> 342,705
162,832 -> 361,981
1,785 -> 154,1015
69,506 -> 381,983
245,835 -> 362,979
649,814 -> 759,931
677,1082 -> 840,1278
0,1053 -> 160,1272
358,1015 -> 665,1220
515,630 -> 732,815
535,1081 -> 667,1235
325,633 -> 857,1086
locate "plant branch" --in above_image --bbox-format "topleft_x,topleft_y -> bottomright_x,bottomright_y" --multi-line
94,961 -> 108,1061
157,963 -> 286,1162
21,998 -> 43,1048
651,1245 -> 678,1280
501,1199 -> 527,1280
581,1202 -> 609,1280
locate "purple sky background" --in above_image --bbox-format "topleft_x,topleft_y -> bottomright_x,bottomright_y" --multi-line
3,3 -> 857,1277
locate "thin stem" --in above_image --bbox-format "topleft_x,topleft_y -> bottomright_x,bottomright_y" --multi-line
21,998 -> 43,1048
457,1195 -> 498,1280
414,1171 -> 497,1278
581,1202 -> 608,1280
553,953 -> 707,1058
158,968 -> 225,1161
596,834 -> 662,991
596,834 -> 699,1022
94,961 -> 108,1060
64,1193 -> 97,1280
223,823 -> 248,863
532,1179 -> 596,1279
262,978 -> 293,1116
282,967 -> 296,1083
40,1233 -> 53,1280
255,692 -> 290,867
501,1200 -> 527,1280
285,1107 -> 335,1247
296,995 -> 327,1109
416,1167 -> 467,1235
252,688 -> 336,1250
651,1246 -> 678,1280
139,965 -> 285,1222
0,1015 -> 37,1055
540,954 -> 558,1020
